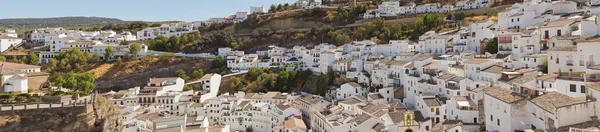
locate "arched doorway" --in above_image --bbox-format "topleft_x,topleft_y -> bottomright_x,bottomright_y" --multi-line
405,128 -> 414,132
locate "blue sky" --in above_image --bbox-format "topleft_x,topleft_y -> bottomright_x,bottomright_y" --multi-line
1,0 -> 297,22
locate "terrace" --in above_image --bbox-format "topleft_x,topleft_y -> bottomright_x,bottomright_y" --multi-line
557,72 -> 600,82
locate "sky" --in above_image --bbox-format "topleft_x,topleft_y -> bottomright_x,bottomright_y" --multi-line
1,0 -> 297,22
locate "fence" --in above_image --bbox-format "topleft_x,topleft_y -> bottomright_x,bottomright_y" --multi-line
0,93 -> 96,111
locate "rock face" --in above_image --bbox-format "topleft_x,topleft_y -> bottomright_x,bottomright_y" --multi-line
0,95 -> 121,132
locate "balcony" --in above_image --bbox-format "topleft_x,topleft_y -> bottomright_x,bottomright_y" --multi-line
499,48 -> 512,51
566,60 -> 574,66
557,72 -> 600,82
424,71 -> 437,76
447,85 -> 459,90
419,79 -> 437,85
457,106 -> 478,111
409,73 -> 421,77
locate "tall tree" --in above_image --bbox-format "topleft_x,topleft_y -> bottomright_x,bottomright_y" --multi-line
104,46 -> 114,61
175,69 -> 190,80
129,43 -> 142,55
28,52 -> 39,65
193,69 -> 205,79
484,37 -> 498,54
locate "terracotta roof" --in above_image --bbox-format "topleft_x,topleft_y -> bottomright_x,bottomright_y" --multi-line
368,93 -> 384,100
339,97 -> 363,104
431,120 -> 464,132
502,75 -> 537,84
589,64 -> 600,70
390,101 -> 407,111
284,118 -> 307,129
484,87 -> 526,104
438,73 -> 456,80
542,18 -> 576,28
360,103 -> 387,114
276,102 -> 292,110
416,54 -> 435,61
525,54 -> 547,58
7,75 -> 27,80
530,92 -> 590,114
547,47 -> 577,51
0,35 -> 18,39
470,86 -> 497,93
588,82 -> 600,91
537,74 -> 558,82
423,97 -> 443,107
557,120 -> 600,132
0,65 -> 23,74
0,62 -> 41,69
465,59 -> 490,64
482,65 -> 509,74
388,111 -> 409,124
350,114 -> 373,125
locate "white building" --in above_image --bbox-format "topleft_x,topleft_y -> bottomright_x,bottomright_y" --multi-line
483,87 -> 528,132
0,35 -> 22,52
250,6 -> 264,14
0,62 -> 41,94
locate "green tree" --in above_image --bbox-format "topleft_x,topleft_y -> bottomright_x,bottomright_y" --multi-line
28,52 -> 39,65
183,86 -> 192,91
168,36 -> 181,52
0,56 -> 6,62
49,72 -> 95,95
231,41 -> 241,50
269,4 -> 277,13
484,37 -> 498,54
176,69 -> 190,80
276,4 -> 283,11
129,43 -> 142,55
334,5 -> 349,23
21,56 -> 29,64
211,56 -> 227,74
104,46 -> 114,61
541,60 -> 549,74
192,69 -> 205,79
10,56 -> 20,63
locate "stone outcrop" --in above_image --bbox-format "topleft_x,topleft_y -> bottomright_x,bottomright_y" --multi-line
0,95 -> 121,132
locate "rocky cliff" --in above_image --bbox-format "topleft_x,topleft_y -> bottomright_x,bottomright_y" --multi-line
0,95 -> 121,132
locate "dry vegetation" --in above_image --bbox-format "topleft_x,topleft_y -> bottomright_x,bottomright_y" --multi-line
89,57 -> 212,91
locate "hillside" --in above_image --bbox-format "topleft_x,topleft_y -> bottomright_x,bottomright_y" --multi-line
89,57 -> 212,91
0,17 -> 125,27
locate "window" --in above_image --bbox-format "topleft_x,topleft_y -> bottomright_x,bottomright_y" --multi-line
497,119 -> 500,126
490,115 -> 493,121
544,31 -> 549,39
582,85 -> 586,93
557,30 -> 562,36
570,84 -> 577,92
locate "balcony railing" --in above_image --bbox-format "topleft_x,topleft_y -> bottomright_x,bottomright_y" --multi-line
447,85 -> 459,90
424,71 -> 437,76
566,60 -> 574,66
419,79 -> 437,85
457,106 -> 478,111
409,73 -> 421,77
